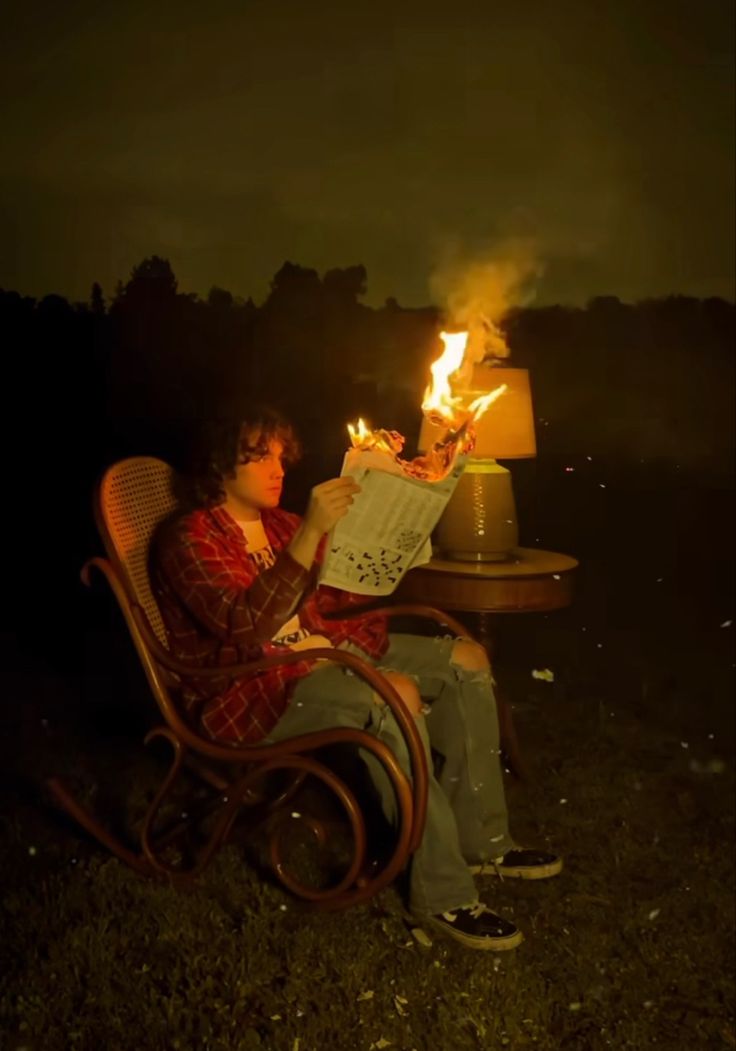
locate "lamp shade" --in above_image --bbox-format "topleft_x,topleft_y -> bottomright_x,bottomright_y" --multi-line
419,366 -> 537,459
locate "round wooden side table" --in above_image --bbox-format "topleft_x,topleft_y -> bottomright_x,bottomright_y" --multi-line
395,547 -> 579,617
395,547 -> 579,779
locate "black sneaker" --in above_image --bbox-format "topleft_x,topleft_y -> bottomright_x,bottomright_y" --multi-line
469,847 -> 563,880
426,903 -> 523,951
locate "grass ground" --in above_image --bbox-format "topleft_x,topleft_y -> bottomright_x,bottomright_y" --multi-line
1,584 -> 734,1051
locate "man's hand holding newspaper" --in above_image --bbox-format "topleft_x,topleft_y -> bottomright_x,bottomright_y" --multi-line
318,447 -> 466,596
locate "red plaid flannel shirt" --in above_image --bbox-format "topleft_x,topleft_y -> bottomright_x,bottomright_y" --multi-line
153,505 -> 388,742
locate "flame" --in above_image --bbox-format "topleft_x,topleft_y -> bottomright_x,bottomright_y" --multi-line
421,329 -> 506,428
468,382 -> 507,421
346,326 -> 508,482
421,331 -> 468,426
347,418 -> 405,456
347,417 -> 371,446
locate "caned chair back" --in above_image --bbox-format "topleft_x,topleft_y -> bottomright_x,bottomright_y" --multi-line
97,457 -> 179,647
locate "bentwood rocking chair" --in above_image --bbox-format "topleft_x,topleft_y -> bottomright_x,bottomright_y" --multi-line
47,457 -> 481,910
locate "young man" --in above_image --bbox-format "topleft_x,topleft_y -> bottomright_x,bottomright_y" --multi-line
153,408 -> 562,950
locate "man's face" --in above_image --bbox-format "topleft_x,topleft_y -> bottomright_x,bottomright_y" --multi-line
222,436 -> 285,518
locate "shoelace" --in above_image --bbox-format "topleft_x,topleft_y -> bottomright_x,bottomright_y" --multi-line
472,855 -> 508,880
441,903 -> 489,922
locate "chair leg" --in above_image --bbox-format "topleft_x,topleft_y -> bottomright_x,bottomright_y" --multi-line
46,777 -> 153,875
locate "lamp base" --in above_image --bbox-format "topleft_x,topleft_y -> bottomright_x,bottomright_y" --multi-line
435,460 -> 519,562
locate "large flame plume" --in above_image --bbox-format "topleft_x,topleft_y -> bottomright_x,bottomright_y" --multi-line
348,329 -> 507,482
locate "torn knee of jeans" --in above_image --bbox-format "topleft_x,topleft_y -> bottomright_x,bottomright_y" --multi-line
449,659 -> 493,684
450,638 -> 493,680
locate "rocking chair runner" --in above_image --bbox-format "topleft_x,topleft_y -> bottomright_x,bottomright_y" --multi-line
49,456 -> 494,910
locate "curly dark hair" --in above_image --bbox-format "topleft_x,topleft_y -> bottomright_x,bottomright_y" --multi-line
184,405 -> 302,508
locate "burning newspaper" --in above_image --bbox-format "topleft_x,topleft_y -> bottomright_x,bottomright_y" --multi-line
318,445 -> 466,596
318,328 -> 508,596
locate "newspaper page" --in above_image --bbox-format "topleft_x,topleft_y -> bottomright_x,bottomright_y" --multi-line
318,447 -> 466,595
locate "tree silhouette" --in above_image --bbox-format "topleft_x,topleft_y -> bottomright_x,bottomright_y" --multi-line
207,286 -> 234,311
90,282 -> 106,316
115,255 -> 178,306
323,265 -> 367,305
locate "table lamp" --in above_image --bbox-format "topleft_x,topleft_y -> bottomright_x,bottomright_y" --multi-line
418,365 -> 537,561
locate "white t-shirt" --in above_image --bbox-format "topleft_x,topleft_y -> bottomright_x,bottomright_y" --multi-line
237,517 -> 311,647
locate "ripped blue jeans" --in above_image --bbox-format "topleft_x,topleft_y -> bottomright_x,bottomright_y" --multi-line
263,634 -> 514,916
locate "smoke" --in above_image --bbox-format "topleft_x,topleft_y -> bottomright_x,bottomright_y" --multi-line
429,238 -> 544,366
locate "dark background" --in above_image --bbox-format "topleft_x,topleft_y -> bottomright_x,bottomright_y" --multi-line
3,0 -> 734,308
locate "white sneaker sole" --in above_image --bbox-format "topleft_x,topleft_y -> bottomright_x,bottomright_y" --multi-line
469,857 -> 563,880
424,916 -> 524,951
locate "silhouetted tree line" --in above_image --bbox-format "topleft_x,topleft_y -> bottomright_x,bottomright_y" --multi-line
1,257 -> 733,658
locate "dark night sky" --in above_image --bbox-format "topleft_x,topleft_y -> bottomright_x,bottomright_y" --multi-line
2,0 -> 734,307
